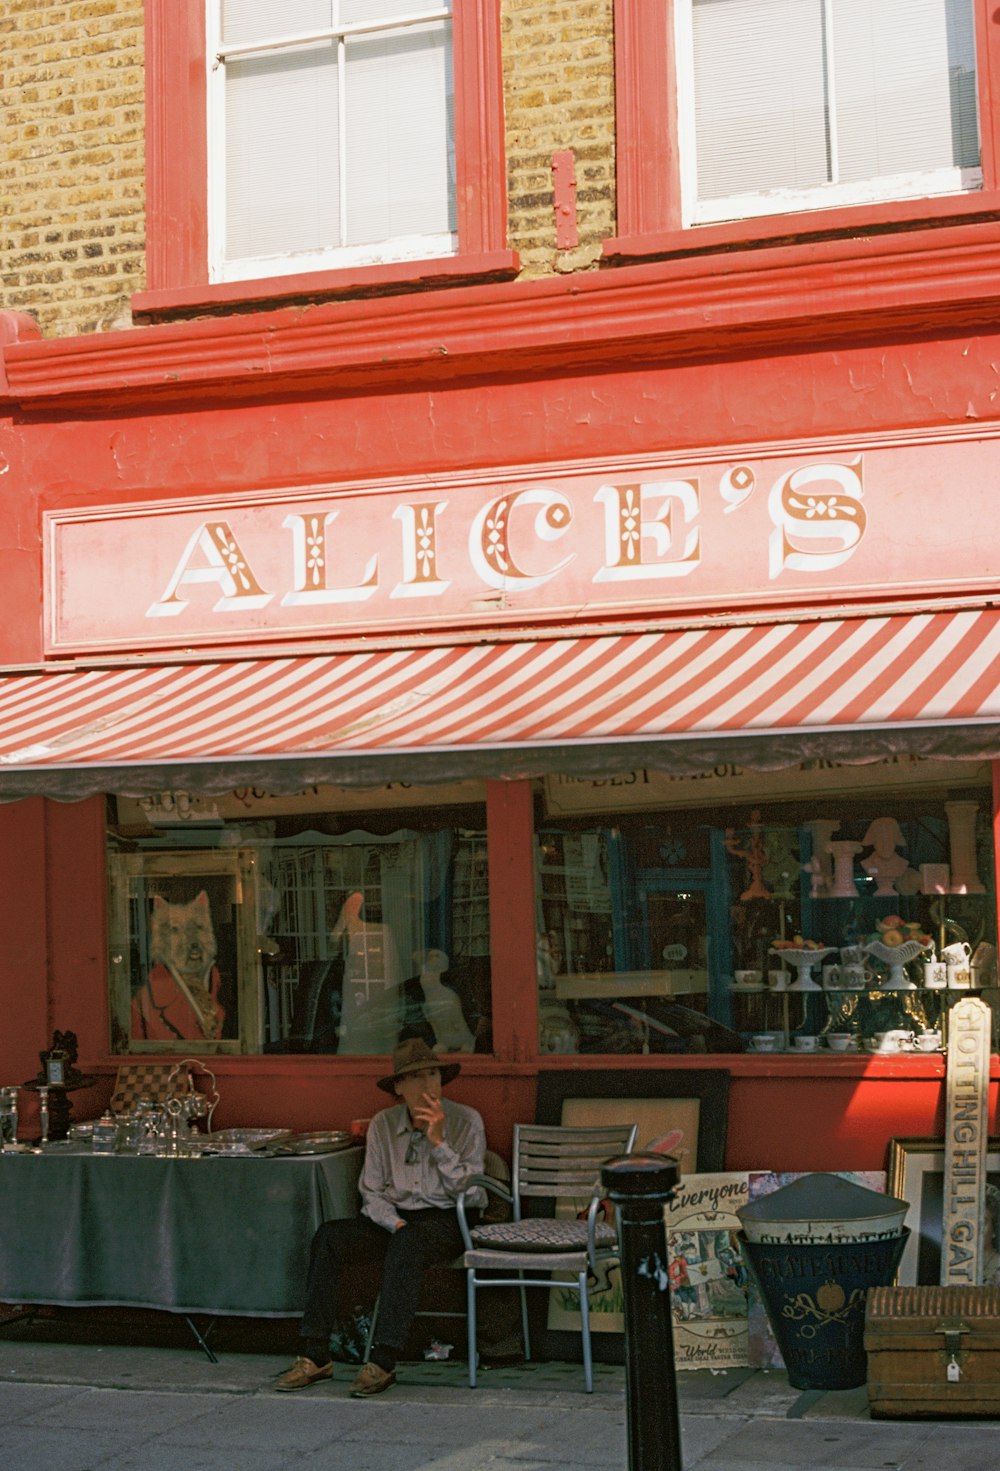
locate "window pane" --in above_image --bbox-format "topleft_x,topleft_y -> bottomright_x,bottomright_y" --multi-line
692,0 -> 830,201
834,0 -> 980,182
107,792 -> 491,1057
534,771 -> 996,1056
691,0 -> 980,207
344,21 -> 454,246
222,0 -> 335,47
225,46 -> 340,261
342,0 -> 452,21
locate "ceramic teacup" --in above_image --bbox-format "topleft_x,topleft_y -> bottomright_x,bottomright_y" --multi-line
734,969 -> 764,989
873,1029 -> 913,1053
790,1034 -> 818,1052
821,964 -> 841,990
767,969 -> 790,993
942,941 -> 972,963
826,1033 -> 855,1052
840,964 -> 869,990
914,1032 -> 942,1052
749,1033 -> 780,1053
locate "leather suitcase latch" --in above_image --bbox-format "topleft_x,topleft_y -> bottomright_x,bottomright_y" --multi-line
936,1319 -> 969,1382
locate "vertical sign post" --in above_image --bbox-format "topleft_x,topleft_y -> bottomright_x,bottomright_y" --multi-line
941,996 -> 991,1285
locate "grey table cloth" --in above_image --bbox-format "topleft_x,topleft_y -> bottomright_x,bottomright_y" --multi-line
0,1145 -> 362,1316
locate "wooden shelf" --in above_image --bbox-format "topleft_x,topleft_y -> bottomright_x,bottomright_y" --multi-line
553,968 -> 708,1000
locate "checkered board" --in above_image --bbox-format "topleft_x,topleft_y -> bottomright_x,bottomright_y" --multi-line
109,1063 -> 193,1114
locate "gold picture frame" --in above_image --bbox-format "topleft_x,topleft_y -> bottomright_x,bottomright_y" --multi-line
888,1136 -> 1000,1286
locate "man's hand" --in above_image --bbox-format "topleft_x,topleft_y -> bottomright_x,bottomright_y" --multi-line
411,1091 -> 445,1146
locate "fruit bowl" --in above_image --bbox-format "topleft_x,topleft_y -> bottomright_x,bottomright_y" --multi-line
769,946 -> 836,992
863,938 -> 925,990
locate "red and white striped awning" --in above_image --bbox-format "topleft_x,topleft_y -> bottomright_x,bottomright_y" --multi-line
2,609 -> 999,797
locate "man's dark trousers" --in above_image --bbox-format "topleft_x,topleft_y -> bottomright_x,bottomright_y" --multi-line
300,1207 -> 465,1353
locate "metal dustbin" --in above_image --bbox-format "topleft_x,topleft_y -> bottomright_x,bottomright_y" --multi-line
740,1230 -> 909,1390
737,1173 -> 911,1391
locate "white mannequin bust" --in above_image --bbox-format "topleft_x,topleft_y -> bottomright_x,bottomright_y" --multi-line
416,947 -> 475,1053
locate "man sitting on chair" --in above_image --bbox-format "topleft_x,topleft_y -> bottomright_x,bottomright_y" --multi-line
276,1037 -> 486,1398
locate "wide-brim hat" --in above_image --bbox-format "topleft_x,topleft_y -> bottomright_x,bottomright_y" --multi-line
377,1037 -> 461,1094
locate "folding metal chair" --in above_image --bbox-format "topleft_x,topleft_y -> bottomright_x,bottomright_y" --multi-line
458,1121 -> 637,1392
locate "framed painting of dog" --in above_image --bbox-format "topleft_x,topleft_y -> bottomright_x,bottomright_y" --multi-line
107,850 -> 260,1053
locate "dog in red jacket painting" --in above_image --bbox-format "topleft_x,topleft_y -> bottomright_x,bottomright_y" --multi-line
131,891 -> 226,1043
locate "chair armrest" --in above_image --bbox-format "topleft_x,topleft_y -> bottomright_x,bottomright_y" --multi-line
456,1173 -> 513,1249
584,1189 -> 613,1272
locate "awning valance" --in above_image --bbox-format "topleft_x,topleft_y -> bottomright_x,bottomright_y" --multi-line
2,609 -> 1000,800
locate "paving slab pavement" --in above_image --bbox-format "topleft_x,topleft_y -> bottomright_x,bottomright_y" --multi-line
2,1329 -> 999,1470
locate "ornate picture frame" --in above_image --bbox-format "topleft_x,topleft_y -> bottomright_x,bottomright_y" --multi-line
107,850 -> 259,1054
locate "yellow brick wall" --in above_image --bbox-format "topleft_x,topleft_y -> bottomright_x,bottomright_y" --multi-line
502,0 -> 617,278
0,2 -> 615,340
0,0 -> 146,340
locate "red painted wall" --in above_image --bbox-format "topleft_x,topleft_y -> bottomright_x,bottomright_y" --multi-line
3,313 -> 1000,1168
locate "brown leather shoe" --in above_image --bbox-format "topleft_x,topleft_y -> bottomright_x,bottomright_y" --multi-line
275,1355 -> 333,1391
349,1361 -> 396,1397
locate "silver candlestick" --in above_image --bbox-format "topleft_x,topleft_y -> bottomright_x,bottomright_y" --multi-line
38,1085 -> 49,1146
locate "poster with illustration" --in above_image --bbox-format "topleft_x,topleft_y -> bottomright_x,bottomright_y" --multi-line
665,1172 -> 751,1369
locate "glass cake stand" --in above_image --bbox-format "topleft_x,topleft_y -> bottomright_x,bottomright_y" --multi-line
770,947 -> 836,992
864,939 -> 924,990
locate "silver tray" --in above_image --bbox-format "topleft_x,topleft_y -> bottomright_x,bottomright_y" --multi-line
274,1130 -> 355,1156
202,1128 -> 293,1155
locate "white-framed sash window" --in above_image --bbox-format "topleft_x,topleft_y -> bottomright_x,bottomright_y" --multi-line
209,1 -> 456,282
678,0 -> 982,226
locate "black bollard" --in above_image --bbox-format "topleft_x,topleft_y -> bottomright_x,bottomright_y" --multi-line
602,1153 -> 683,1471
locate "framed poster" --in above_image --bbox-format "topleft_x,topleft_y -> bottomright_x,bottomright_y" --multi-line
533,1069 -> 729,1363
888,1138 -> 1000,1286
534,1068 -> 729,1170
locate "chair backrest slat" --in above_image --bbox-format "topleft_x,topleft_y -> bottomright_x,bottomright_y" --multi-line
513,1122 -> 638,1203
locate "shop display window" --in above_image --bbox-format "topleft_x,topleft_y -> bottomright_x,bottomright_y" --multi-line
106,787 -> 491,1056
534,762 -> 998,1057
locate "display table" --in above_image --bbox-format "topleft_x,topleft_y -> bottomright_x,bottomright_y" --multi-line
0,1144 -> 362,1319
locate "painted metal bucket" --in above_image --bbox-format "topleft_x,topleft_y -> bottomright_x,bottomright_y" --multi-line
740,1229 -> 909,1390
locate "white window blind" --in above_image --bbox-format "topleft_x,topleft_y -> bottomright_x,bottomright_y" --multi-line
688,0 -> 981,220
216,1 -> 454,278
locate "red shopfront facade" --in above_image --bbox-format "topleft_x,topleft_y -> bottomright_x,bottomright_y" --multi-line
2,253 -> 1000,1169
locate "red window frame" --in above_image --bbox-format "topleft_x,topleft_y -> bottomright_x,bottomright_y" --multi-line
137,0 -> 515,316
606,0 -> 1000,263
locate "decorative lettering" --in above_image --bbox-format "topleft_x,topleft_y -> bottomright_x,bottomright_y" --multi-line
593,481 -> 700,581
720,464 -> 756,514
280,512 -> 378,606
146,521 -> 272,617
767,461 -> 867,578
391,501 -> 450,598
468,487 -> 574,590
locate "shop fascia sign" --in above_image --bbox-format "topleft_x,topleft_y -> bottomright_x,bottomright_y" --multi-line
543,757 -> 991,813
44,438 -> 997,653
115,778 -> 486,827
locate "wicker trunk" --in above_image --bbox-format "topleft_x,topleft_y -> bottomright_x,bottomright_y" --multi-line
865,1285 -> 1000,1418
